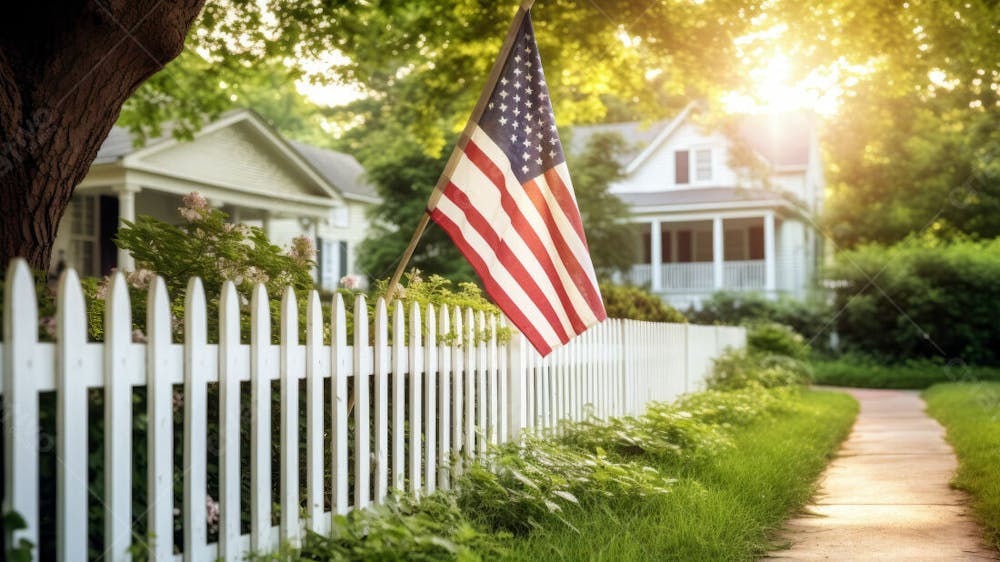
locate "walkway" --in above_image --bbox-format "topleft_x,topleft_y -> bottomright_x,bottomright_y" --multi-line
768,387 -> 997,561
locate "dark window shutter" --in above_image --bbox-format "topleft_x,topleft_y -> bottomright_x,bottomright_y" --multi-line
674,150 -> 689,184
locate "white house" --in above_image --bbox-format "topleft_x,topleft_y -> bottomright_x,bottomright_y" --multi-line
51,108 -> 380,290
572,105 -> 824,308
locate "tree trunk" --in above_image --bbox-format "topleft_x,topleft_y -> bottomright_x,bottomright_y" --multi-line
0,0 -> 206,271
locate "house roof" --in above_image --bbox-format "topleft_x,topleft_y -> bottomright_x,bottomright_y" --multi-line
568,107 -> 814,170
93,111 -> 378,202
616,187 -> 789,208
287,141 -> 378,202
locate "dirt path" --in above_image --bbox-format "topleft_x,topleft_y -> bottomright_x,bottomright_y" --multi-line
767,387 -> 997,561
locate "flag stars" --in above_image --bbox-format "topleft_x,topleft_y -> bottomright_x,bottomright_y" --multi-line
522,164 -> 529,173
500,103 -> 507,112
500,90 -> 508,99
501,77 -> 508,86
513,108 -> 521,117
499,116 -> 508,126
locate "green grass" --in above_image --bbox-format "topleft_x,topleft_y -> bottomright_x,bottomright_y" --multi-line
499,390 -> 858,561
812,356 -> 1000,389
924,383 -> 1000,551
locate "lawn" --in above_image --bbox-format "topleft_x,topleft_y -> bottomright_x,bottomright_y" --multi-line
812,357 -> 1000,389
500,389 -> 858,561
924,383 -> 1000,551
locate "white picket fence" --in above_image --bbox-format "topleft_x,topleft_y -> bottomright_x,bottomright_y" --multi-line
0,258 -> 745,561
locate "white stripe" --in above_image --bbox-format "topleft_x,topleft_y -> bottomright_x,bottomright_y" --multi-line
449,153 -> 576,336
467,128 -> 600,325
435,196 -> 565,348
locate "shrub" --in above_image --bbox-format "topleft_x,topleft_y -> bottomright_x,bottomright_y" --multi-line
688,291 -> 832,348
599,283 -> 686,323
829,236 -> 1000,365
458,435 -> 674,535
747,322 -> 810,360
811,354 -> 1000,389
248,492 -> 504,561
706,349 -> 812,391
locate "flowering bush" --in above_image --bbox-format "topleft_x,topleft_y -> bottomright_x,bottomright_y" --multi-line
110,191 -> 316,343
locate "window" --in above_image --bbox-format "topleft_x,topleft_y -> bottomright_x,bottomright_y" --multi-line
695,149 -> 712,181
338,241 -> 348,281
694,231 -> 714,262
68,195 -> 100,277
318,238 -> 337,290
674,150 -> 689,185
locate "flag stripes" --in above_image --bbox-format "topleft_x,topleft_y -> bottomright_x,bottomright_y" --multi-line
430,127 -> 605,355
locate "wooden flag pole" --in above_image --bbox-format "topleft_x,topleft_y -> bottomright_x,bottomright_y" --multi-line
383,0 -> 537,304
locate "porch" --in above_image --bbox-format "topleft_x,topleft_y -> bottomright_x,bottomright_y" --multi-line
620,213 -> 778,294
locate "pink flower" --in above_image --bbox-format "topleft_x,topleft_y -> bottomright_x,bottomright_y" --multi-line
131,328 -> 148,343
287,235 -> 316,263
182,191 -> 208,210
126,268 -> 155,290
39,316 -> 57,339
340,275 -> 359,289
206,495 -> 220,533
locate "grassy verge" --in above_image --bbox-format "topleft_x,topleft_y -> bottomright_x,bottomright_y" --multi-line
500,389 -> 857,561
812,356 -> 1000,389
924,383 -> 1000,551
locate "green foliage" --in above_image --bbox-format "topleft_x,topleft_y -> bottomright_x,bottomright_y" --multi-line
829,236 -> 1000,364
599,283 -> 686,323
924,383 -> 1000,551
458,436 -> 674,535
248,493 -> 504,561
707,349 -> 813,391
688,291 -> 832,347
112,192 -> 315,344
812,354 -> 1000,389
1,511 -> 34,562
566,132 -> 639,278
747,322 -> 810,360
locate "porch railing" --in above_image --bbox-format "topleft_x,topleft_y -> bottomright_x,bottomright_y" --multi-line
624,260 -> 766,291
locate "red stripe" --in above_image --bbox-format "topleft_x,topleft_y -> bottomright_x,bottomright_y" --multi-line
439,182 -> 570,344
543,167 -> 588,248
463,141 -> 588,335
429,207 -> 555,355
520,176 -> 606,321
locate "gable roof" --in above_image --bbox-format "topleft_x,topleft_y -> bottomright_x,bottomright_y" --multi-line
568,105 -> 814,172
94,109 -> 378,203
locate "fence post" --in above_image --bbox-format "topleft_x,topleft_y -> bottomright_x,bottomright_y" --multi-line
250,284 -> 272,551
278,287 -> 300,545
184,277 -> 209,559
218,281 -> 241,558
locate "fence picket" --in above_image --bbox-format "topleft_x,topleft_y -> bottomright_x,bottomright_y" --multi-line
218,281 -> 241,559
57,269 -> 88,562
423,304 -> 437,494
146,277 -> 174,562
249,284 -> 272,552
391,302 -> 405,492
279,287 -> 300,545
496,318 -> 509,443
409,302 -> 423,494
331,294 -> 349,514
184,278 -> 209,560
306,290 -> 324,530
374,299 -> 389,503
353,295 -> 371,510
104,272 -> 133,561
437,305 -> 451,490
464,309 -> 476,459
451,307 -> 464,474
476,311 -> 487,454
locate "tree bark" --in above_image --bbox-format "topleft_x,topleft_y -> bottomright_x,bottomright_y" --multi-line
0,0 -> 206,271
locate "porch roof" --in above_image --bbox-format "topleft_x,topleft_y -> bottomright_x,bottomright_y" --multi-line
617,187 -> 790,209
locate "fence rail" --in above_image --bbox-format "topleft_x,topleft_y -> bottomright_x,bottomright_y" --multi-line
0,259 -> 745,561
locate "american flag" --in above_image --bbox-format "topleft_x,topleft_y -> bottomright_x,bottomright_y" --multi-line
427,12 -> 606,356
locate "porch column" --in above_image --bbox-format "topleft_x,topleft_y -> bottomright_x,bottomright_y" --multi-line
650,219 -> 662,292
114,184 -> 139,271
764,211 -> 777,293
712,216 -> 724,289
262,211 -> 272,239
